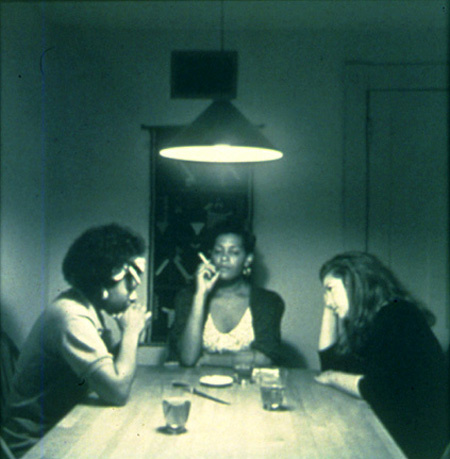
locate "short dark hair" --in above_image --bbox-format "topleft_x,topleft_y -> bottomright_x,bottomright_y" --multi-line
62,223 -> 145,294
205,219 -> 256,254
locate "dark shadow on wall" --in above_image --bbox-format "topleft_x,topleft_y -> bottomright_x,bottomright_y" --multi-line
278,341 -> 307,368
252,248 -> 270,286
252,251 -> 306,368
0,302 -> 23,350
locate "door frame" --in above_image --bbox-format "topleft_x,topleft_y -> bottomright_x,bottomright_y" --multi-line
343,62 -> 448,250
342,62 -> 449,332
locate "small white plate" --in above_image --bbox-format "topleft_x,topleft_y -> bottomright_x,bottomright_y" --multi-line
199,375 -> 234,387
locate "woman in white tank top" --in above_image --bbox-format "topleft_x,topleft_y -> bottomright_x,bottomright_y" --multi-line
175,221 -> 280,368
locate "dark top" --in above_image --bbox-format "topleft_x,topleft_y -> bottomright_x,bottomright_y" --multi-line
170,286 -> 285,364
319,300 -> 449,459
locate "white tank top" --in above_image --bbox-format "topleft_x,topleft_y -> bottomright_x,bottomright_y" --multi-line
203,307 -> 254,353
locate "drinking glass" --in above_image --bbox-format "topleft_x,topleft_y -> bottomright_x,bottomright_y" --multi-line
161,382 -> 191,434
234,363 -> 253,384
259,374 -> 285,411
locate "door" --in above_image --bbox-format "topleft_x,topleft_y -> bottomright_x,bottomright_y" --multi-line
344,64 -> 449,349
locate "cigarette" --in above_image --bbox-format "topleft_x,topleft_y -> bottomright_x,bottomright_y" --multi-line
198,252 -> 210,265
128,265 -> 142,285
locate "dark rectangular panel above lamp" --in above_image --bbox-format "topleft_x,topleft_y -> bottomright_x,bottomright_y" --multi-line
171,50 -> 238,99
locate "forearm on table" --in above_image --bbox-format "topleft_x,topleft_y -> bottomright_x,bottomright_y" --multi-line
316,370 -> 364,398
178,292 -> 207,366
200,349 -> 271,368
249,348 -> 272,366
199,352 -> 234,367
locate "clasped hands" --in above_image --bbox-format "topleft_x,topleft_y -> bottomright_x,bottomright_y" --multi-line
115,303 -> 152,334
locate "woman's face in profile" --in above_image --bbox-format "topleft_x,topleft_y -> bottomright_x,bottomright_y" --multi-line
211,233 -> 251,281
323,274 -> 349,318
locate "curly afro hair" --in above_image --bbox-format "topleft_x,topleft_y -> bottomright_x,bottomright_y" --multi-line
62,223 -> 145,294
204,219 -> 256,254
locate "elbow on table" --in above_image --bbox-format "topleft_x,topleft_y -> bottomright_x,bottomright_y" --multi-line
97,384 -> 131,406
177,345 -> 200,367
87,370 -> 133,406
110,393 -> 129,407
254,352 -> 272,367
179,354 -> 199,367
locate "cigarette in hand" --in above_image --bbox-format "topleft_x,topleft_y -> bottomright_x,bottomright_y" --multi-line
198,252 -> 210,265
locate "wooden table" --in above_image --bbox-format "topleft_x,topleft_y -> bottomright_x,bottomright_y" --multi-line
23,366 -> 406,458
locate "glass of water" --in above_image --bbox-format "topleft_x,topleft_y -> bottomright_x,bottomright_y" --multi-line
161,382 -> 191,434
259,374 -> 285,411
234,363 -> 253,385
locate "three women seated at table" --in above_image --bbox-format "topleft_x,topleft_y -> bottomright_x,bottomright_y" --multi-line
170,220 -> 285,368
315,251 -> 448,459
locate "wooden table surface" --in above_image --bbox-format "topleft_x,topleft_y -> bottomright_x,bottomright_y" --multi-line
24,365 -> 406,459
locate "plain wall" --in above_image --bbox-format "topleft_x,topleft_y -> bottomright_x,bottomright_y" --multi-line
1,2 -> 448,368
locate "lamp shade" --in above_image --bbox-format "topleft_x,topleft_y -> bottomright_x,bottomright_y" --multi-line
160,100 -> 283,163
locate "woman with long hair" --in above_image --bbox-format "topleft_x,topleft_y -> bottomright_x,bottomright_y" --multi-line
315,251 -> 448,459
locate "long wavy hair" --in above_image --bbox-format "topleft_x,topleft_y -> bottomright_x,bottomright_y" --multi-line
319,251 -> 434,355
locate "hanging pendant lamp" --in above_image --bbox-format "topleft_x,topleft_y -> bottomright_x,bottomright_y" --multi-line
160,1 -> 282,163
160,100 -> 283,163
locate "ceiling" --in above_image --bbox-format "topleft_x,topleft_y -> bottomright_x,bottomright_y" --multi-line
40,1 -> 448,31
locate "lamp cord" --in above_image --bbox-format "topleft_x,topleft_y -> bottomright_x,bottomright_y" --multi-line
220,0 -> 224,51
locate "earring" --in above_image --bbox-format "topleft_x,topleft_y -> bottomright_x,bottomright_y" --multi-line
243,265 -> 252,277
102,289 -> 109,300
